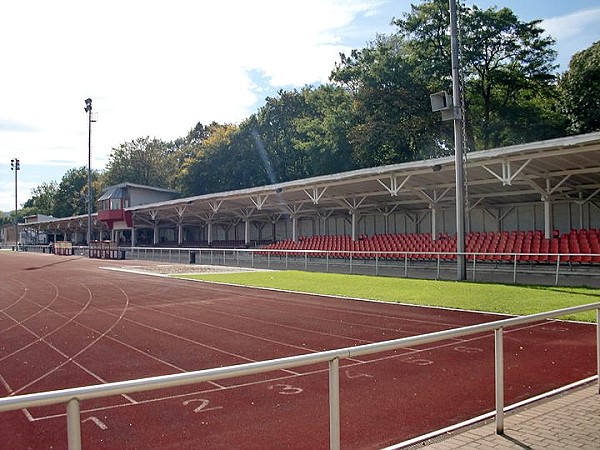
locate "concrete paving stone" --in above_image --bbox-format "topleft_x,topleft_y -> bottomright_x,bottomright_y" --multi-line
421,383 -> 599,449
449,435 -> 475,445
468,427 -> 493,437
425,442 -> 460,449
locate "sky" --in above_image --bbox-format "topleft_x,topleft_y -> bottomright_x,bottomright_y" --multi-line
1,0 -> 599,213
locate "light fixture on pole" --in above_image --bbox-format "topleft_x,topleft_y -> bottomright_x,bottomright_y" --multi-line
430,0 -> 466,281
84,98 -> 95,249
10,158 -> 20,250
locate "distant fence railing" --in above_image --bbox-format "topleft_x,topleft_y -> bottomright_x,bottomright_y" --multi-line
1,303 -> 598,450
9,245 -> 600,286
128,246 -> 600,286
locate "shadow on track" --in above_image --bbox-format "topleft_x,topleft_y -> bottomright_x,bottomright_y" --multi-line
23,256 -> 86,271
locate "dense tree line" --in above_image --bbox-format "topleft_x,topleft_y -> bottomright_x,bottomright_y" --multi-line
10,0 -> 599,221
559,41 -> 600,134
0,167 -> 103,225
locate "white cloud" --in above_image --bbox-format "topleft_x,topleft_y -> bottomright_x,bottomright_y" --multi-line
542,7 -> 600,40
0,0 -> 380,162
542,8 -> 600,69
0,0 -> 382,210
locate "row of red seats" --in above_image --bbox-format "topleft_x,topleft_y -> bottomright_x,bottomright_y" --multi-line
466,229 -> 600,263
261,229 -> 600,263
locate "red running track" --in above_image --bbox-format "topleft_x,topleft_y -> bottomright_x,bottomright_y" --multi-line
0,252 -> 596,449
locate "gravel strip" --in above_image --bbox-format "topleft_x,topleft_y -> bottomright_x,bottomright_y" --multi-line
123,264 -> 266,275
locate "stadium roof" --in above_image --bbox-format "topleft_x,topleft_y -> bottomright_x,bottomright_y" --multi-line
21,132 -> 600,232
98,182 -> 179,202
127,132 -> 600,227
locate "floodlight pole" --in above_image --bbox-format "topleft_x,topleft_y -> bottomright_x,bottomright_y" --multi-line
10,158 -> 20,249
84,98 -> 94,248
449,0 -> 466,280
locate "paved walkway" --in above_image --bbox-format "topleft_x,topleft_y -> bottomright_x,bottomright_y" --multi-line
419,382 -> 599,449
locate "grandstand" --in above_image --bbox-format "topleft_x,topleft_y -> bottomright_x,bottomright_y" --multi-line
16,132 -> 600,276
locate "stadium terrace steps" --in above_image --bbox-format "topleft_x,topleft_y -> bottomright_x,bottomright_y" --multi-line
260,229 -> 600,264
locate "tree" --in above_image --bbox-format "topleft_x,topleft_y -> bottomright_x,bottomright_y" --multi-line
177,124 -> 236,195
254,89 -> 313,181
22,181 -> 58,215
168,122 -> 213,171
102,137 -> 176,189
395,0 -> 562,149
331,34 -> 444,166
291,85 -> 356,175
560,41 -> 600,134
53,167 -> 100,218
177,123 -> 269,196
177,87 -> 357,194
248,85 -> 358,179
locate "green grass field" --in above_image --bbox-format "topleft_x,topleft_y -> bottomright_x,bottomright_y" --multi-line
176,271 -> 600,322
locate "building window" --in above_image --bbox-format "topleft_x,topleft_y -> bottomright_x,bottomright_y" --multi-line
110,199 -> 122,210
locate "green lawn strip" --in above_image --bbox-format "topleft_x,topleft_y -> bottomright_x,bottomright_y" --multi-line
175,271 -> 599,322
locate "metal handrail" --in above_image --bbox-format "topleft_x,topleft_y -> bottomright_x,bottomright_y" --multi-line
15,244 -> 600,259
1,302 -> 599,450
118,246 -> 600,285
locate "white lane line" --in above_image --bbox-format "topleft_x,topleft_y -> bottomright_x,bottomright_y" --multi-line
7,280 -> 137,404
0,281 -> 86,362
133,300 -> 368,364
0,279 -> 60,338
0,374 -> 35,422
52,292 -> 294,378
0,279 -> 31,313
12,295 -> 226,391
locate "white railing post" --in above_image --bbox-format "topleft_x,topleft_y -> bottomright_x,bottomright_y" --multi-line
597,308 -> 600,395
495,327 -> 504,434
329,358 -> 341,450
67,398 -> 82,450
